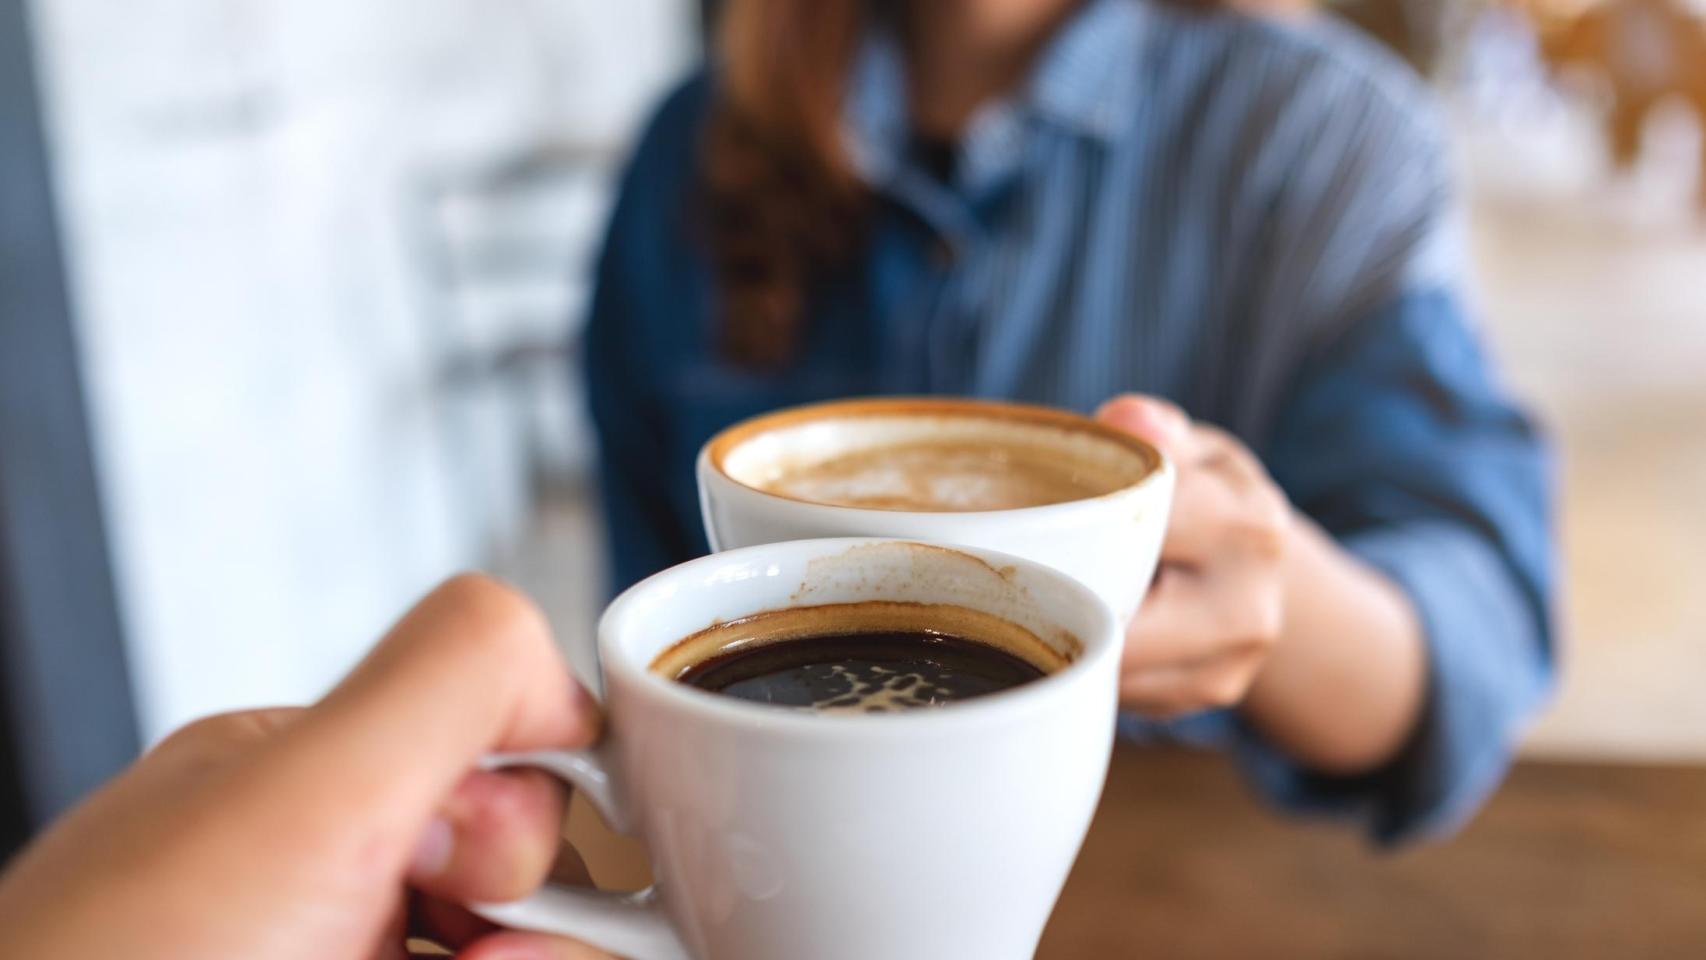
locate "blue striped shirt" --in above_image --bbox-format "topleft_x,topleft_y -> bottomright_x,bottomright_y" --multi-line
584,0 -> 1554,844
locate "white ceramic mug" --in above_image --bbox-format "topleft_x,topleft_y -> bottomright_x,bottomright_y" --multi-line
474,537 -> 1122,960
696,397 -> 1174,623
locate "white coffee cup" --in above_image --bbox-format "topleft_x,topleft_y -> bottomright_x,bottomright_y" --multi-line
696,397 -> 1174,623
473,537 -> 1122,960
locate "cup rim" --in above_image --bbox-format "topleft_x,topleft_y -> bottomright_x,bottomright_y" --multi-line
595,538 -> 1121,738
699,396 -> 1166,520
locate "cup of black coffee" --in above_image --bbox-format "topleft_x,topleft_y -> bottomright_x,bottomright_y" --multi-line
472,538 -> 1122,960
656,600 -> 1065,711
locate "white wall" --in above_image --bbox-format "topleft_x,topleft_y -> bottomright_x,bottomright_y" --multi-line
30,0 -> 696,741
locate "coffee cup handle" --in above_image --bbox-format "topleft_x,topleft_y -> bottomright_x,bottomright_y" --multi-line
467,747 -> 691,960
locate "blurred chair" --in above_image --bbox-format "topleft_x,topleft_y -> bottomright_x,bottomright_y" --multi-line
399,0 -> 696,561
405,138 -> 616,556
1328,0 -> 1474,74
1528,0 -> 1706,208
1224,0 -> 1476,77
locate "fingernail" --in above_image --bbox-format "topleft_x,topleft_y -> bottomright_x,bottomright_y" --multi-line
1093,397 -> 1131,422
409,816 -> 454,878
1098,399 -> 1153,434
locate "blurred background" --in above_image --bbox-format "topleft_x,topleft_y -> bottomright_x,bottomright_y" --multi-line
1,0 -> 1702,952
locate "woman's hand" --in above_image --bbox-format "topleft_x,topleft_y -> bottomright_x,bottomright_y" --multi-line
1098,394 -> 1427,773
1097,396 -> 1292,717
0,574 -> 613,960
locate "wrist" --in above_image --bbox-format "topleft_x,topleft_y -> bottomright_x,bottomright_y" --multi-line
1242,509 -> 1429,774
1244,507 -> 1319,709
1274,508 -> 1335,650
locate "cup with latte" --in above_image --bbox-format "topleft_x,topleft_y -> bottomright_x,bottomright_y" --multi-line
697,397 -> 1174,622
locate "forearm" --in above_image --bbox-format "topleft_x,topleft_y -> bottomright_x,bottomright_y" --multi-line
1241,510 -> 1428,776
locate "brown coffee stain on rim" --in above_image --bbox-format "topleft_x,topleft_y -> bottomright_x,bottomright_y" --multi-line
704,396 -> 1162,511
787,540 -> 1022,604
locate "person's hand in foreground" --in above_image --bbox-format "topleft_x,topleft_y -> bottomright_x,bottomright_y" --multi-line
0,574 -> 612,960
1098,395 -> 1427,774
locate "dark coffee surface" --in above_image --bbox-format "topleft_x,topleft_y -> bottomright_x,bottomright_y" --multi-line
675,630 -> 1046,712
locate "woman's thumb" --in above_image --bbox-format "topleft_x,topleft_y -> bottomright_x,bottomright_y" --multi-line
1095,394 -> 1192,459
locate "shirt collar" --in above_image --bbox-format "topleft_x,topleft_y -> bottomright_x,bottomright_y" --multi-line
842,0 -> 1148,189
1027,0 -> 1148,139
844,35 -> 910,187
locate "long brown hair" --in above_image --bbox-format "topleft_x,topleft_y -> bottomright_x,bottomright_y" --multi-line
703,0 -> 873,369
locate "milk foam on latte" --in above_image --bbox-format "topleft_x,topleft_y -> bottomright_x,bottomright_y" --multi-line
716,406 -> 1152,513
762,441 -> 1116,511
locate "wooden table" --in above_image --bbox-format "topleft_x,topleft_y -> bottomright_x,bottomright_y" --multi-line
565,744 -> 1706,957
1039,746 -> 1706,958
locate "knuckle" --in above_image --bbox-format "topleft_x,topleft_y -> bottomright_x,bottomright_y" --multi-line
437,571 -> 526,612
1215,597 -> 1281,649
1260,488 -> 1291,532
152,709 -> 288,764
435,573 -> 550,650
156,713 -> 242,753
1233,495 -> 1289,561
1196,428 -> 1253,476
1260,597 -> 1285,642
165,711 -> 256,746
1201,669 -> 1254,709
1244,596 -> 1285,647
1194,424 -> 1236,451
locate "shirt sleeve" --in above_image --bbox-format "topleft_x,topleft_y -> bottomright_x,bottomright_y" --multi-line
1224,52 -> 1555,842
1246,286 -> 1557,845
583,80 -> 709,595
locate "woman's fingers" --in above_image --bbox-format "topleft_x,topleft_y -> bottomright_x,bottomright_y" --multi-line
1098,397 -> 1259,568
1153,466 -> 1232,566
1125,562 -> 1274,660
1121,569 -> 1212,670
407,768 -> 570,904
1189,425 -> 1268,492
1119,651 -> 1267,717
1122,559 -> 1282,715
1117,661 -> 1201,716
1098,393 -> 1293,718
1096,395 -> 1193,460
